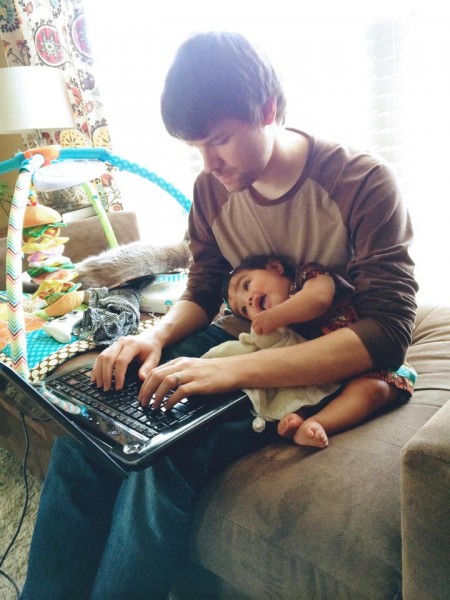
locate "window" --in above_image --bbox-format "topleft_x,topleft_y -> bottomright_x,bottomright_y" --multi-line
84,0 -> 450,304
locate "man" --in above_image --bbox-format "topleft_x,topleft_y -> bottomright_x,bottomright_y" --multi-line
22,31 -> 417,600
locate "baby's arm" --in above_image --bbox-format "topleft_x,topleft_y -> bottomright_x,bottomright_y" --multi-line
252,273 -> 336,334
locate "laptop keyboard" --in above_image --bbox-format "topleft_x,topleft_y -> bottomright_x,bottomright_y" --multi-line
46,364 -> 205,439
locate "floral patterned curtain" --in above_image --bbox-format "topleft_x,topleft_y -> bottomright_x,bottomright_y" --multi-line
0,0 -> 122,211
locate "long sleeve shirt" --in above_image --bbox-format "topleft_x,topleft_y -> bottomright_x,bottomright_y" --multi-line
180,130 -> 418,370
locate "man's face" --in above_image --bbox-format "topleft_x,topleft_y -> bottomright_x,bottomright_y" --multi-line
188,118 -> 273,193
227,261 -> 291,321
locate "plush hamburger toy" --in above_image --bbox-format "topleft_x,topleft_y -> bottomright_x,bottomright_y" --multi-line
22,201 -> 85,318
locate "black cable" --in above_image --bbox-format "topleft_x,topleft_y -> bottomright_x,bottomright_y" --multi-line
0,412 -> 30,600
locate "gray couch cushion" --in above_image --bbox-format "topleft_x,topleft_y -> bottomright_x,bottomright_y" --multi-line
188,304 -> 450,599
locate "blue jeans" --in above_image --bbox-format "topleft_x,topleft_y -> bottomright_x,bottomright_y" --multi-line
22,325 -> 277,600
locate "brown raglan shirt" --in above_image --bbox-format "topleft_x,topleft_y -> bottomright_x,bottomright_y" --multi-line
181,130 -> 418,370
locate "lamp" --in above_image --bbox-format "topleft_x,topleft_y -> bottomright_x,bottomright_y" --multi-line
0,66 -> 75,143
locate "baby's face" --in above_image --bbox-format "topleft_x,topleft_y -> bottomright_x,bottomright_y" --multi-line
227,266 -> 291,321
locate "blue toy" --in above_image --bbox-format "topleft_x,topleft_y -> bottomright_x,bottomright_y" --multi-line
0,145 -> 192,378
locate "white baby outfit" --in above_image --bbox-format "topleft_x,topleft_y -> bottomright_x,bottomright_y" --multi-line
203,327 -> 339,431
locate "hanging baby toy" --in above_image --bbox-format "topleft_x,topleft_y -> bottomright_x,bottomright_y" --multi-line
22,194 -> 85,318
0,145 -> 192,379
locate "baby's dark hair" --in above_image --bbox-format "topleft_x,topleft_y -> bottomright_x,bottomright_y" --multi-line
222,254 -> 295,309
161,31 -> 287,140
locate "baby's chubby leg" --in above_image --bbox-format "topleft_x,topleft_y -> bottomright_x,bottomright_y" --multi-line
278,413 -> 329,448
278,378 -> 397,450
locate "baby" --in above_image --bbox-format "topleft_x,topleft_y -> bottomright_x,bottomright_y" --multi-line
224,255 -> 416,448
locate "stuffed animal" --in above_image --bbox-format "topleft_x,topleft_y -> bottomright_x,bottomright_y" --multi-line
22,201 -> 85,319
75,233 -> 190,289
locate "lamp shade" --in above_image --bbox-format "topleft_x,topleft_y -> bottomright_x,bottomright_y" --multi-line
0,66 -> 75,134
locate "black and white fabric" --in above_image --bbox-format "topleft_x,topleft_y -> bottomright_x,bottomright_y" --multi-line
79,287 -> 141,346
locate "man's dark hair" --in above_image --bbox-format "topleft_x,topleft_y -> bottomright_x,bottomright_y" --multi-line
161,31 -> 287,140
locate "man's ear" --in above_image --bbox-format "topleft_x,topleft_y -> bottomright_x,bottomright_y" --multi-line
266,258 -> 284,275
262,100 -> 277,125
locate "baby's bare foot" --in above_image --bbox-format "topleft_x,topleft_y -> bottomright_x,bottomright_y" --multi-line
293,417 -> 329,449
277,412 -> 304,438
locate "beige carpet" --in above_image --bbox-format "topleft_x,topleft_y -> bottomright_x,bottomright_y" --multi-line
0,446 -> 41,600
0,448 -> 184,600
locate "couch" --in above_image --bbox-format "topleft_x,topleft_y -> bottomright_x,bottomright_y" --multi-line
0,212 -> 449,599
179,302 -> 450,600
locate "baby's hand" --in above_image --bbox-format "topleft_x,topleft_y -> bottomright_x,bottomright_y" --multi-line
252,311 -> 279,335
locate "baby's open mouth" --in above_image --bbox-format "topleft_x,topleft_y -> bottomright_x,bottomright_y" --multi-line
258,295 -> 268,311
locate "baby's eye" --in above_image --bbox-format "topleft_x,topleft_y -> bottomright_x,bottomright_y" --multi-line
242,306 -> 248,316
243,280 -> 250,291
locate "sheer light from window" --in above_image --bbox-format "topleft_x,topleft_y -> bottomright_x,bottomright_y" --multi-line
84,0 -> 450,304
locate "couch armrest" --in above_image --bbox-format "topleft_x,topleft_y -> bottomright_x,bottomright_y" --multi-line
401,399 -> 450,600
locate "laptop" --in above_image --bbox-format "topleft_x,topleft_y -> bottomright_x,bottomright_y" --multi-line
0,360 -> 249,479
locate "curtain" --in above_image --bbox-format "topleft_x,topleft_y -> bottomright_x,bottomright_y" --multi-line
0,0 -> 122,211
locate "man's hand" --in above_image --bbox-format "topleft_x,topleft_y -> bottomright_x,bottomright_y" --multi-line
91,334 -> 162,392
92,299 -> 210,393
138,356 -> 239,409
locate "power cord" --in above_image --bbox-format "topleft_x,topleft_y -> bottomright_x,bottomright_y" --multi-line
0,412 -> 30,600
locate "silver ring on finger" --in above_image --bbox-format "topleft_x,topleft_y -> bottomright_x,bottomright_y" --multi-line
173,372 -> 182,388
